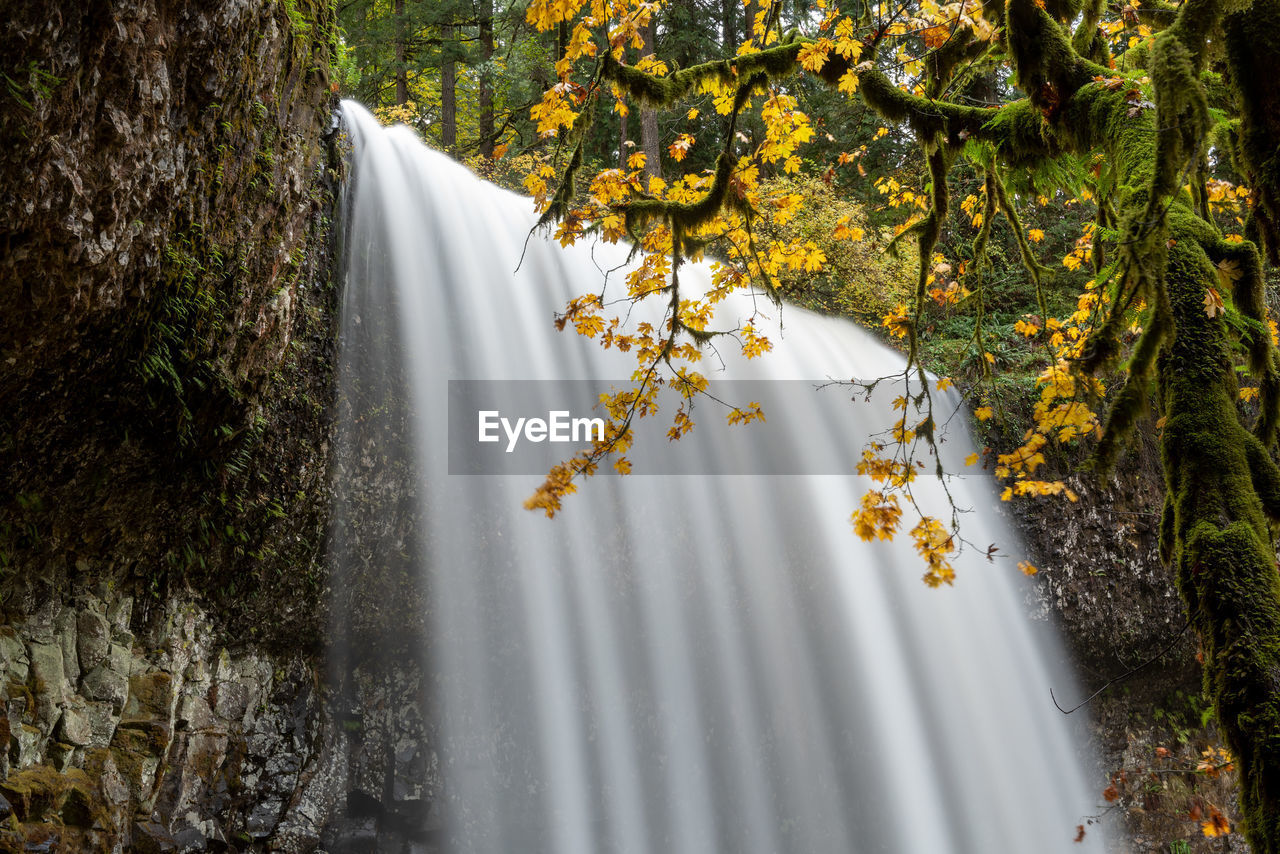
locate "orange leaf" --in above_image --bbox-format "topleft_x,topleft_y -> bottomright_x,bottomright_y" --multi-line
1204,287 -> 1225,318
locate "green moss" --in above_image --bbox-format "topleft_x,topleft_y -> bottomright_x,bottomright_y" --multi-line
601,37 -> 805,108
1156,227 -> 1280,853
1223,0 -> 1280,264
0,765 -> 94,823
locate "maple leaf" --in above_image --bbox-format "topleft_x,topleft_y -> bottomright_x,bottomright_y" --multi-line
921,24 -> 951,48
797,39 -> 832,73
1015,318 -> 1040,337
1201,807 -> 1230,838
668,133 -> 695,162
1216,258 -> 1242,288
1204,287 -> 1225,318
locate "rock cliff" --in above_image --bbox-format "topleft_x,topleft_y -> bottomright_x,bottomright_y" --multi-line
0,2 -> 431,850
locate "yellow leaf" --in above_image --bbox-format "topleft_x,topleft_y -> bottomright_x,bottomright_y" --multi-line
1028,228 -> 1045,242
975,406 -> 994,421
964,453 -> 979,466
797,40 -> 832,73
1201,808 -> 1230,838
1014,319 -> 1040,337
1017,560 -> 1038,576
1217,258 -> 1242,287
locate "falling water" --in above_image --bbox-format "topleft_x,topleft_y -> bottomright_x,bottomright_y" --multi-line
332,100 -> 1109,853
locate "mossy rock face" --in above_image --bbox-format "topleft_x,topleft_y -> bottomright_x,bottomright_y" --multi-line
58,771 -> 103,829
122,671 -> 175,721
0,765 -> 100,824
0,0 -> 341,650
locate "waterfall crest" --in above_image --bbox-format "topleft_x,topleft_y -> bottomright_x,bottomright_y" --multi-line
332,100 -> 1108,853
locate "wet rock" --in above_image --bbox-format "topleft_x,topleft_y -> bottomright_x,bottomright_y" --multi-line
56,703 -> 93,747
76,611 -> 111,673
212,680 -> 251,722
81,665 -> 129,712
123,671 -> 176,722
12,725 -> 42,769
0,1 -> 359,846
106,598 -> 133,638
27,643 -> 68,730
0,629 -> 29,683
55,609 -> 79,687
132,820 -> 178,853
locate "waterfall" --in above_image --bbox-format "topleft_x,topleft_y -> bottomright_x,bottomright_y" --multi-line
331,100 -> 1109,853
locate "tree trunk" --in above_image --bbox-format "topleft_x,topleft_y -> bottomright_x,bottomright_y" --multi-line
478,0 -> 495,158
639,20 -> 661,181
1159,222 -> 1280,853
722,0 -> 736,52
441,26 -> 457,152
1224,1 -> 1280,264
618,95 -> 630,170
744,0 -> 760,43
394,0 -> 408,106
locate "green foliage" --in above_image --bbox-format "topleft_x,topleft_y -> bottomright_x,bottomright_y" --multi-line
756,172 -> 912,323
0,61 -> 60,112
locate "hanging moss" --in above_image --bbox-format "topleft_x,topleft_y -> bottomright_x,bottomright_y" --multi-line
1070,0 -> 1111,65
1159,233 -> 1280,852
1223,0 -> 1280,264
600,37 -> 807,108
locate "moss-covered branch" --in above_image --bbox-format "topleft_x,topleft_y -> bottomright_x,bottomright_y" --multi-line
600,38 -> 805,106
1223,0 -> 1280,264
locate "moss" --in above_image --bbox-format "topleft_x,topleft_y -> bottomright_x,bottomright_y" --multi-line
1070,0 -> 1111,67
600,37 -> 805,108
5,680 -> 31,712
1005,0 -> 1099,106
1223,0 -> 1280,263
1155,228 -> 1280,853
859,66 -> 1003,144
0,765 -> 77,822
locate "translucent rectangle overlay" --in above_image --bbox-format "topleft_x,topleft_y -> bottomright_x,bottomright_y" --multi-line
448,379 -> 975,476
